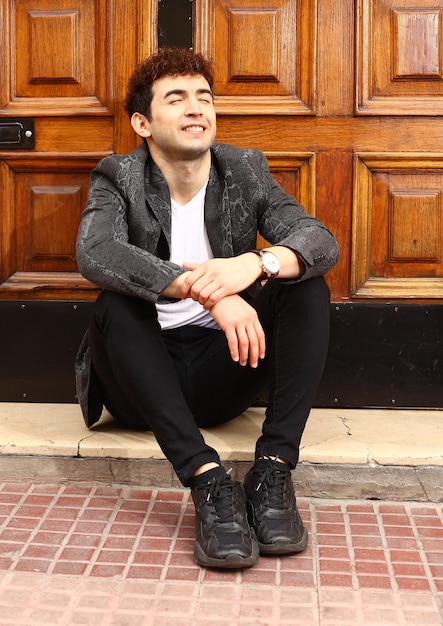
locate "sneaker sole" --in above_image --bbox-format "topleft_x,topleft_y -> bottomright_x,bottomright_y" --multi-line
194,541 -> 259,569
258,527 -> 309,555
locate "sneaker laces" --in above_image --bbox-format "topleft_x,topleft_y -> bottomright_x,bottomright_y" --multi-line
206,477 -> 238,524
253,464 -> 290,510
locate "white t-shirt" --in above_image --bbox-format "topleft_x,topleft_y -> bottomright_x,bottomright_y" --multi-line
156,182 -> 219,330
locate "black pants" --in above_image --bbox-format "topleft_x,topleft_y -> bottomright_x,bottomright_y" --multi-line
87,277 -> 330,486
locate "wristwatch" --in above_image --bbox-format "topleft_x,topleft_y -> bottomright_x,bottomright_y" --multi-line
250,249 -> 280,279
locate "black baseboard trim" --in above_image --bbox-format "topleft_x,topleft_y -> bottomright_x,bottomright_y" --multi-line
0,301 -> 442,408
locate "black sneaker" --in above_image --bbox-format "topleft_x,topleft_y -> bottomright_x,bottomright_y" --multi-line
191,474 -> 259,569
244,458 -> 308,555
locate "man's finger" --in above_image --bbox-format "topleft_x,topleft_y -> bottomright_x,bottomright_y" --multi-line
224,326 -> 239,363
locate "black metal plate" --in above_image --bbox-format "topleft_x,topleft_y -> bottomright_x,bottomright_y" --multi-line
158,0 -> 194,49
316,303 -> 443,408
0,302 -> 91,403
0,301 -> 442,408
0,118 -> 35,149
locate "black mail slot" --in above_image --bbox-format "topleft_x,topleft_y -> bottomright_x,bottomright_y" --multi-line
0,118 -> 35,149
0,123 -> 21,143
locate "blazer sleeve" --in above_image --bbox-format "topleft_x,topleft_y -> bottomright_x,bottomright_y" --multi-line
76,161 -> 185,303
256,151 -> 339,281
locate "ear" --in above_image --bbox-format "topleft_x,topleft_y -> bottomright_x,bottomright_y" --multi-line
130,112 -> 152,138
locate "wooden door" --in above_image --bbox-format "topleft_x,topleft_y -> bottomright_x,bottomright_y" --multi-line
196,0 -> 443,304
0,0 -> 154,300
1,0 -> 442,406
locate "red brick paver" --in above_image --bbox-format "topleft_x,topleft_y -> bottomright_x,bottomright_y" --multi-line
0,482 -> 442,625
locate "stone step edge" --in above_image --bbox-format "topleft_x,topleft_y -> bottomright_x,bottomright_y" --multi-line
0,454 -> 441,502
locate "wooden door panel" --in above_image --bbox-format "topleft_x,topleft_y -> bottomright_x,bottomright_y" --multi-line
196,0 -> 316,114
0,154 -> 99,298
16,0 -> 97,98
352,154 -> 443,299
357,0 -> 443,114
16,174 -> 87,273
4,0 -> 109,114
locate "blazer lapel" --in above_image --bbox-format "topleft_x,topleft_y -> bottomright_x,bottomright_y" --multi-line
144,158 -> 172,251
205,164 -> 234,258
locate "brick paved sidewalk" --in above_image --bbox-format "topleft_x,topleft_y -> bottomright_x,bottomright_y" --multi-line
0,482 -> 442,625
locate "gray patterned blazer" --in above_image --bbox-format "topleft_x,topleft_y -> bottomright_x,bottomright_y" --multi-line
75,142 -> 339,426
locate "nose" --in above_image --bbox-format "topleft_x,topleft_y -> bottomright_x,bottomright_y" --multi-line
185,96 -> 203,115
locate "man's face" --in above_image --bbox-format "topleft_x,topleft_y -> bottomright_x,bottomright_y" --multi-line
136,74 -> 216,162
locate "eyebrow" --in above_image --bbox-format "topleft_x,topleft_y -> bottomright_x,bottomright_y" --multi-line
163,88 -> 213,99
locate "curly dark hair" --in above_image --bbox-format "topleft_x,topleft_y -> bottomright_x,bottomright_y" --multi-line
124,48 -> 214,120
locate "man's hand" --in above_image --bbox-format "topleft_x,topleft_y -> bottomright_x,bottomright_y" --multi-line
181,255 -> 262,309
209,295 -> 265,367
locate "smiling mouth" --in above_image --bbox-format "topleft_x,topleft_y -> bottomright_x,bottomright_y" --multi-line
183,125 -> 205,132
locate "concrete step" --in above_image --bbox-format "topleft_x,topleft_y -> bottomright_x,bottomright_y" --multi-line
0,403 -> 442,501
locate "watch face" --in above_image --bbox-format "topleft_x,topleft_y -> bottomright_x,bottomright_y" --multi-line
262,252 -> 280,275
